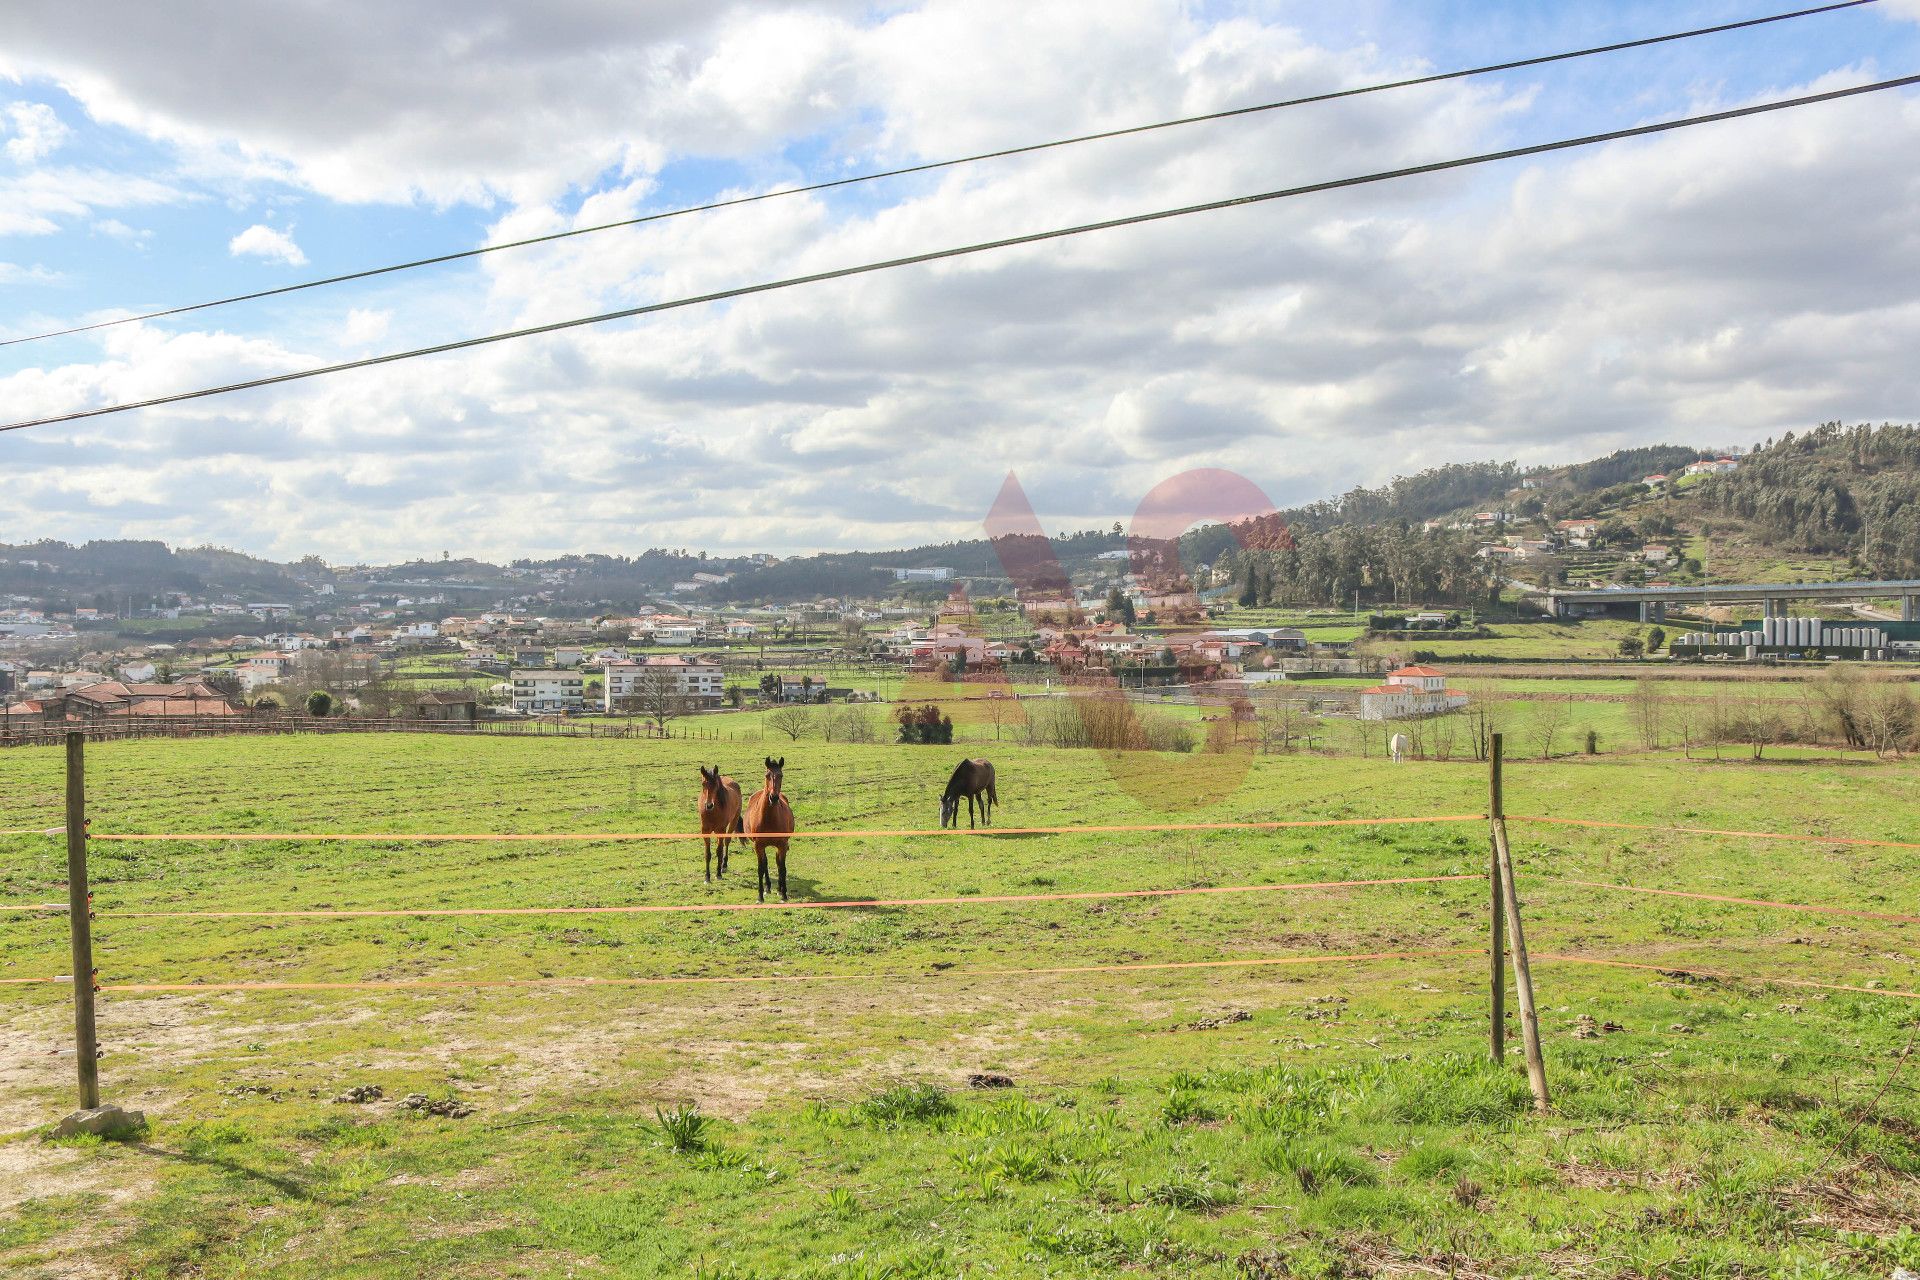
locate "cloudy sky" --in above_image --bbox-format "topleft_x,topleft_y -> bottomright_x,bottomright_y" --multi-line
2,0 -> 1918,564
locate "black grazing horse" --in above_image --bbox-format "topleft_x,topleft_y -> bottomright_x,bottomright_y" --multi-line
939,758 -> 997,829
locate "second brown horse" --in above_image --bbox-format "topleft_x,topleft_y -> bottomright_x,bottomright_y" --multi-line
743,755 -> 796,902
697,764 -> 743,882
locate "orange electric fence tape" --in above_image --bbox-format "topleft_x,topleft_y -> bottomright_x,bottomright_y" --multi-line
0,903 -> 68,913
0,828 -> 60,837
106,873 -> 1479,920
0,947 -> 1482,993
85,814 -> 1488,842
1539,953 -> 1920,1001
1554,878 -> 1920,926
1511,814 -> 1920,851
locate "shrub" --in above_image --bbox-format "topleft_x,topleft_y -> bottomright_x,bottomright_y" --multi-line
895,704 -> 954,745
653,1102 -> 711,1154
1259,1138 -> 1376,1193
853,1082 -> 955,1127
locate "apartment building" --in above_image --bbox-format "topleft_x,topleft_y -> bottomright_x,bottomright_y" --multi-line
512,668 -> 586,714
602,656 -> 725,711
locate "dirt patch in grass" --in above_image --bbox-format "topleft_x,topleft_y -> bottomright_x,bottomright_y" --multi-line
0,1139 -> 159,1278
1770,1177 -> 1920,1234
1550,1159 -> 1695,1193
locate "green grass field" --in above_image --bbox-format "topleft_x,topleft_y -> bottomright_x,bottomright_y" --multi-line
2,735 -> 1917,1279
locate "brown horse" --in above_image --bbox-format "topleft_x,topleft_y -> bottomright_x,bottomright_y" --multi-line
698,765 -> 743,882
940,757 -> 997,829
743,755 -> 796,902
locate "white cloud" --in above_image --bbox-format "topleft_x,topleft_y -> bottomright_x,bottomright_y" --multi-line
2,100 -> 70,162
0,4 -> 1915,562
0,260 -> 63,284
227,222 -> 307,265
342,308 -> 390,344
0,166 -> 182,235
91,217 -> 151,245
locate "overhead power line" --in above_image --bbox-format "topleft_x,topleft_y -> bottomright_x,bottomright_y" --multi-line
0,0 -> 1881,350
2,70 -> 1914,436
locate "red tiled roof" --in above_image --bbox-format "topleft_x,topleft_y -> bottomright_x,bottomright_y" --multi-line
1390,665 -> 1446,677
105,699 -> 243,718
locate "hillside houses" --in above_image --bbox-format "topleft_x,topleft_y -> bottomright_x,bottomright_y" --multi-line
236,651 -> 295,692
1553,519 -> 1600,549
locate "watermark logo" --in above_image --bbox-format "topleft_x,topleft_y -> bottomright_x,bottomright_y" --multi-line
897,468 -> 1289,812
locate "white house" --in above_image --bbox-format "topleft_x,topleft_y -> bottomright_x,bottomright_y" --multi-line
235,651 -> 295,693
1357,665 -> 1469,721
511,669 -> 585,714
603,656 -> 724,711
118,662 -> 158,684
1553,519 -> 1599,549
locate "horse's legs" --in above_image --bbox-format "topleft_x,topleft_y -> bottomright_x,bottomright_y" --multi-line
717,836 -> 729,877
756,843 -> 769,903
968,794 -> 976,829
777,844 -> 788,902
704,835 -> 713,883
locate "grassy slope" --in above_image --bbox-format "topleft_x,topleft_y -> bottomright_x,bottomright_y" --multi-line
1,735 -> 1917,1279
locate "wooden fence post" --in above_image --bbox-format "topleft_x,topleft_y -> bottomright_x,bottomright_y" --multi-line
1489,734 -> 1506,1063
1489,732 -> 1549,1111
65,732 -> 101,1111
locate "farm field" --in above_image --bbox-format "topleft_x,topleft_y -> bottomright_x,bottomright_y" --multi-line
2,735 -> 1918,1279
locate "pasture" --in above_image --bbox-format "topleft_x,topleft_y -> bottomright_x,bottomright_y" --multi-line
2,734 -> 1918,1278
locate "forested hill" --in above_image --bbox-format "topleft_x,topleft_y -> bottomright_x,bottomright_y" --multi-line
26,431 -> 1920,607
1694,422 -> 1920,577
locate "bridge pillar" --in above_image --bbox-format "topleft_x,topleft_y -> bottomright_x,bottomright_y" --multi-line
1763,597 -> 1784,619
1905,596 -> 1917,623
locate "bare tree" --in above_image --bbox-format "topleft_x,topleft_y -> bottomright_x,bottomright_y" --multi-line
1860,682 -> 1916,758
767,705 -> 816,741
617,667 -> 689,736
1255,687 -> 1307,754
838,704 -> 879,743
1528,696 -> 1573,759
1628,675 -> 1666,751
983,694 -> 1015,742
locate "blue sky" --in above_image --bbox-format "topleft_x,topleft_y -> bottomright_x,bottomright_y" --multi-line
2,0 -> 1918,562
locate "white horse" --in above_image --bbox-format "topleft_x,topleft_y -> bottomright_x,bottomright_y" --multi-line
1389,732 -> 1410,762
